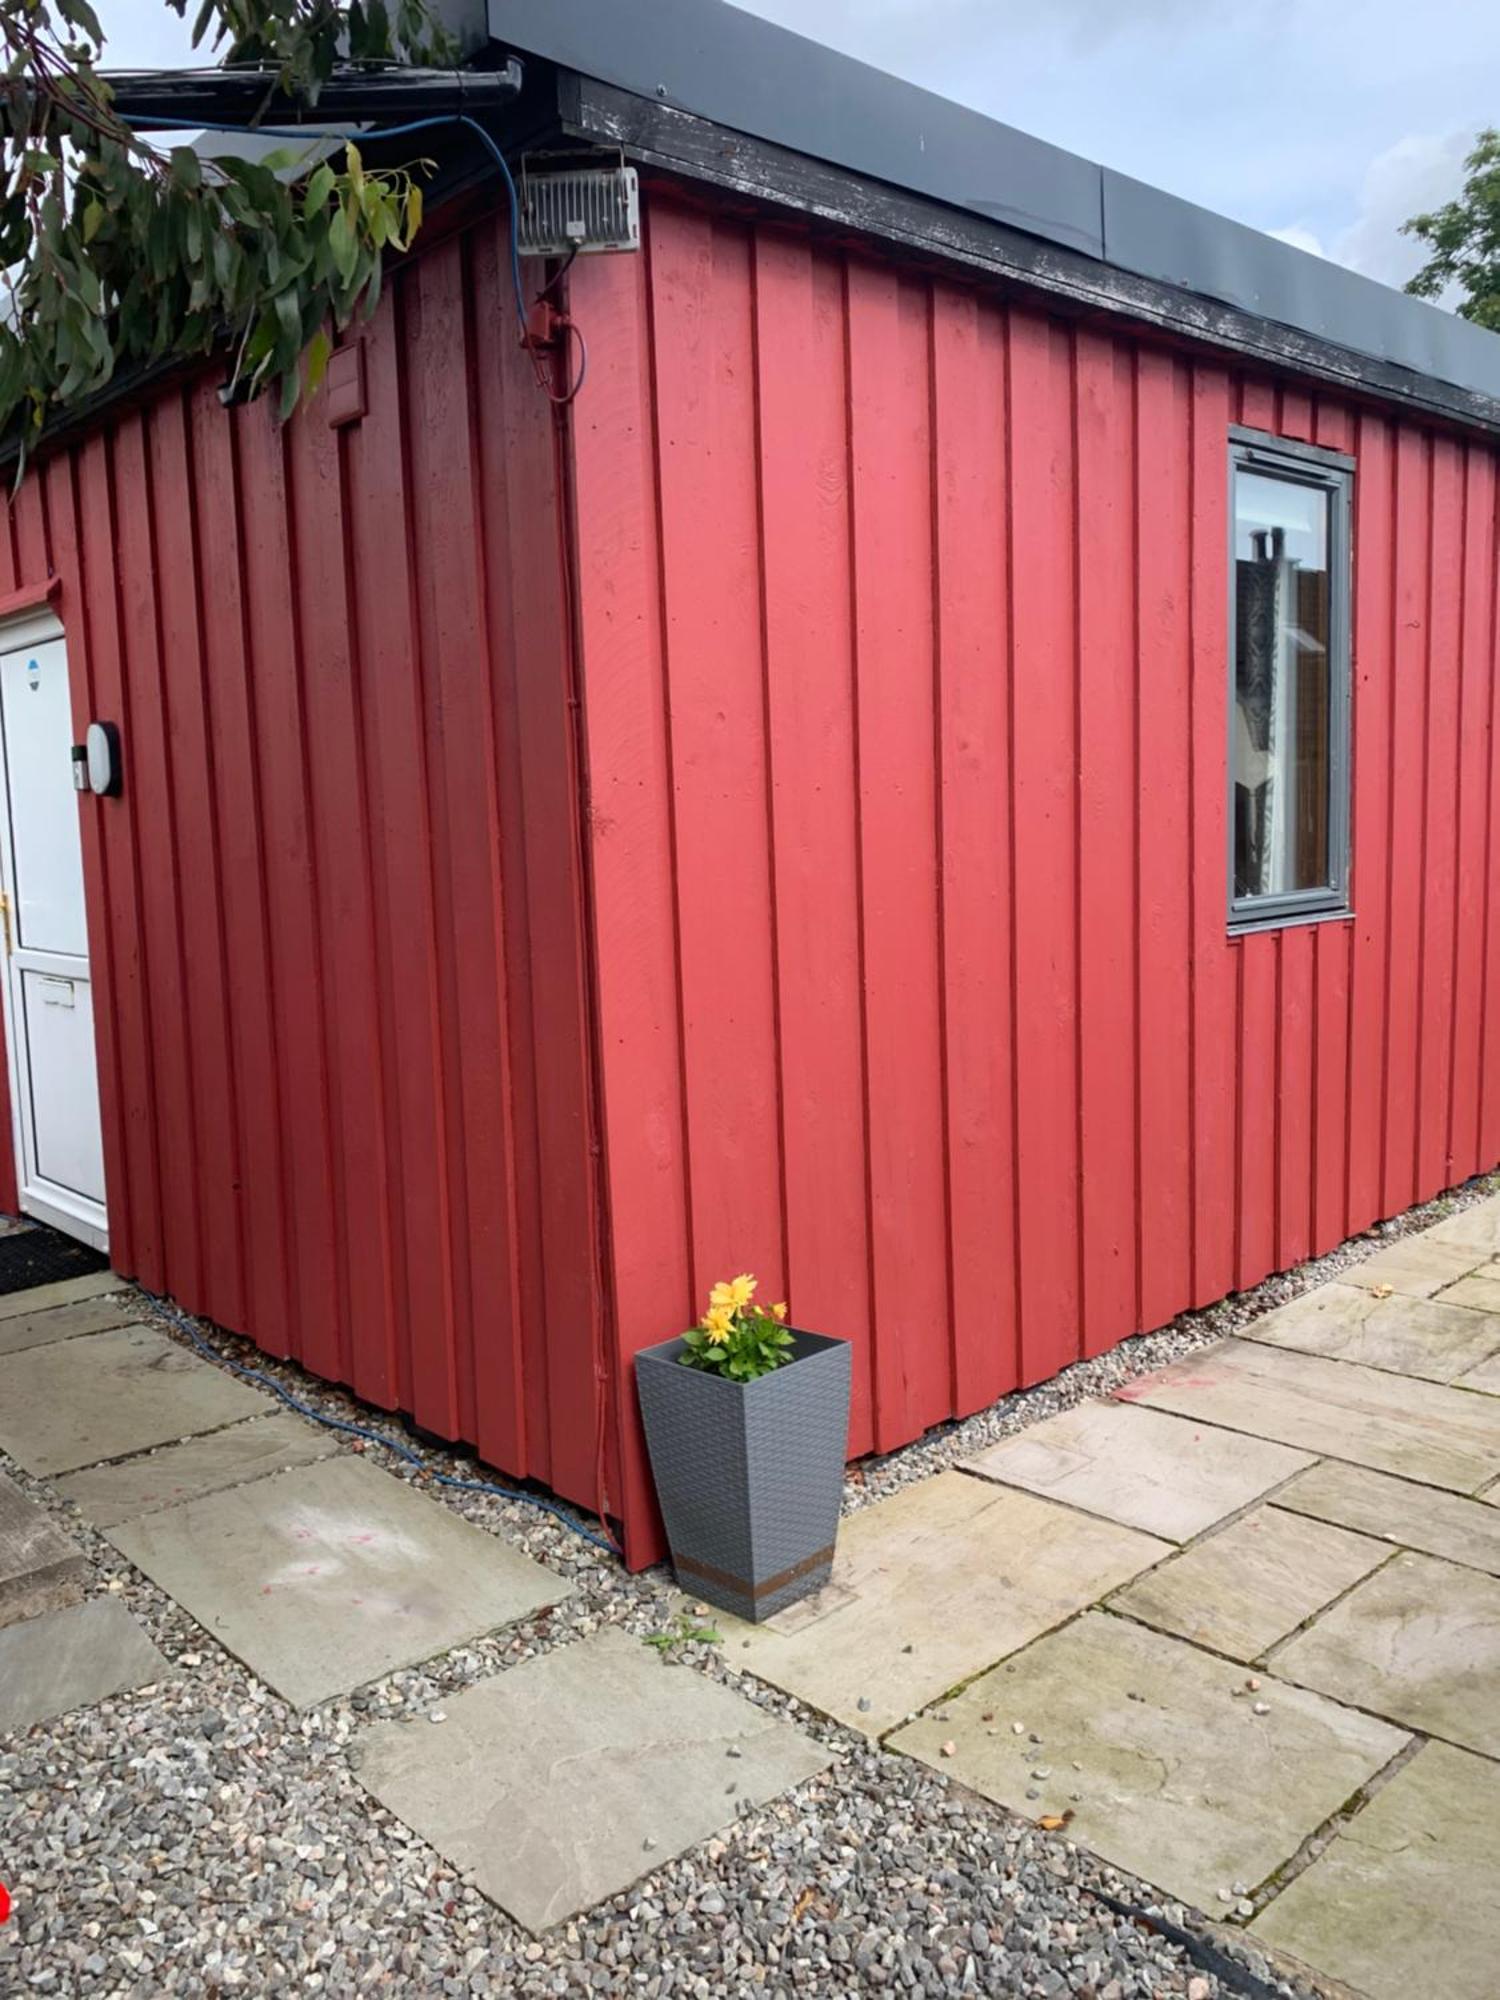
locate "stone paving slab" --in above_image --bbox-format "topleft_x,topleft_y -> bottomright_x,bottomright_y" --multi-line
720,1471 -> 1165,1738
1275,1458 -> 1500,1576
1122,1338 -> 1500,1491
106,1454 -> 574,1708
1253,1739 -> 1500,2000
0,1596 -> 169,1732
1107,1506 -> 1389,1662
0,1271 -> 126,1320
1344,1237 -> 1486,1298
890,1610 -> 1407,1915
0,1297 -> 141,1357
1241,1281 -> 1500,1383
0,1324 -> 270,1476
55,1414 -> 341,1527
1436,1271 -> 1500,1316
965,1401 -> 1311,1542
0,1468 -> 85,1628
1455,1346 -> 1500,1395
1424,1194 -> 1500,1254
1271,1551 -> 1500,1756
353,1627 -> 831,1933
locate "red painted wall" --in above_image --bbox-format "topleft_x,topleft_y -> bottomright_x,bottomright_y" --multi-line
8,178 -> 1500,1568
0,211 -> 618,1532
569,192 -> 1500,1563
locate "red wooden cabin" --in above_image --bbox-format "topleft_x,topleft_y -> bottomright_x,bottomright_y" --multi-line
4,0 -> 1500,1564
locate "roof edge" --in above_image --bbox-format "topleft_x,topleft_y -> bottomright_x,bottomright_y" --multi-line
562,74 -> 1500,438
490,0 -> 1500,423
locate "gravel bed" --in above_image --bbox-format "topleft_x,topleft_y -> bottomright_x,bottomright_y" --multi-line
6,1175 -> 1483,1999
847,1167 -> 1500,1507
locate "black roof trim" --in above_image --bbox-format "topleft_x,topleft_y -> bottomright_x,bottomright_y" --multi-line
489,0 -> 1500,424
561,76 -> 1500,436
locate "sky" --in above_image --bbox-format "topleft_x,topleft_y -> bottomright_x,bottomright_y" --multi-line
96,0 -> 1500,292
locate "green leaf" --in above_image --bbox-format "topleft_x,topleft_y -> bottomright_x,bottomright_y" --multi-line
273,286 -> 303,368
359,250 -> 383,321
0,0 -> 455,458
328,205 -> 358,283
304,326 -> 331,396
55,0 -> 104,43
211,227 -> 238,293
242,310 -> 278,373
304,162 -> 335,213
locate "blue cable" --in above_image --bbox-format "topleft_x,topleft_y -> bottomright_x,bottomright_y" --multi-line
141,1288 -> 618,1556
120,109 -> 529,329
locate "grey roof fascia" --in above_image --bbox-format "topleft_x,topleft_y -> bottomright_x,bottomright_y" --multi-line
488,0 -> 1500,416
561,73 -> 1500,436
487,0 -> 1104,256
1102,169 -> 1500,403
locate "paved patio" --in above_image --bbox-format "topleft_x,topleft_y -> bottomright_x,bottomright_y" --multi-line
0,1275 -> 834,1939
5,1196 -> 1500,1995
719,1197 -> 1500,2000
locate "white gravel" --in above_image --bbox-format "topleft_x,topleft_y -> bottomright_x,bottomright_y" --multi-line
8,1171 -> 1481,1997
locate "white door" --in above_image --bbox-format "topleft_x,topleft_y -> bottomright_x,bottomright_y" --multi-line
0,612 -> 107,1249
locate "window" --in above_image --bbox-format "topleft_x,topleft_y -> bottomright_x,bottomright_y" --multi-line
1229,430 -> 1352,930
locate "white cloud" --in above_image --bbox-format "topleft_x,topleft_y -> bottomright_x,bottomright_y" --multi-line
1269,130 -> 1472,295
1337,131 -> 1471,286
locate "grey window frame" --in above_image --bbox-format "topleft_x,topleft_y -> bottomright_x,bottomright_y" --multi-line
1227,426 -> 1354,935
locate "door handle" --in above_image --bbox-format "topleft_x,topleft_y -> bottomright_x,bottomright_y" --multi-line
0,891 -> 11,956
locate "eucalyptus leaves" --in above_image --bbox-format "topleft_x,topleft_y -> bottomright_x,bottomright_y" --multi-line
0,0 -> 445,463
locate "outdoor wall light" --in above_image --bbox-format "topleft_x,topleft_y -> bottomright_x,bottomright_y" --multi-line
83,720 -> 122,797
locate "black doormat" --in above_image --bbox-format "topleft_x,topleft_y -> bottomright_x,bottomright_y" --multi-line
0,1221 -> 109,1296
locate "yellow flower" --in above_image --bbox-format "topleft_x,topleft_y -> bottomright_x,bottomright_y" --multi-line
772,1301 -> 788,1321
701,1305 -> 734,1345
709,1273 -> 758,1314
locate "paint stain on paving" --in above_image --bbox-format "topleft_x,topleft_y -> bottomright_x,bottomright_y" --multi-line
1113,1377 -> 1216,1401
264,1508 -> 432,1601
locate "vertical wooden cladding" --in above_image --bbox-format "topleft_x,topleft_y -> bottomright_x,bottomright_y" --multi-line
5,211 -> 604,1519
16,177 -> 1500,1572
573,192 -> 1500,1564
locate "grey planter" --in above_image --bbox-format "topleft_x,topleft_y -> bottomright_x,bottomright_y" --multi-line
635,1329 -> 852,1623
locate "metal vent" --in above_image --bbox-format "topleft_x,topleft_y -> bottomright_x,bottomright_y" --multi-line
516,166 -> 640,256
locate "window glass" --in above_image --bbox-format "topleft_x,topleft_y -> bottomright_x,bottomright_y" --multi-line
1232,466 -> 1335,904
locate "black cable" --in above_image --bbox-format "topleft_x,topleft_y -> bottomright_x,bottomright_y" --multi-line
1080,1885 -> 1285,2000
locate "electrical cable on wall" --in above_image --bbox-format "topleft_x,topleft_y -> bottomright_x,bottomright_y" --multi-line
120,110 -> 588,403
